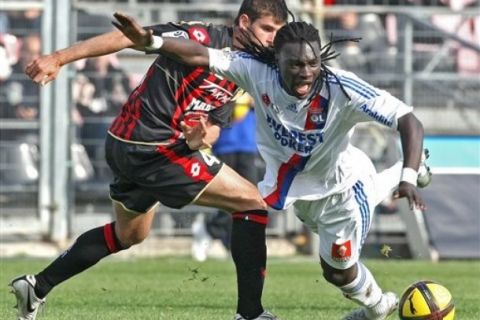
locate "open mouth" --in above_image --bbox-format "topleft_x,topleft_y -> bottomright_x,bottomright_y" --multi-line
294,83 -> 311,97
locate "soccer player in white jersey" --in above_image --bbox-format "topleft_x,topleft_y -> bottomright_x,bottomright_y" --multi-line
114,15 -> 431,320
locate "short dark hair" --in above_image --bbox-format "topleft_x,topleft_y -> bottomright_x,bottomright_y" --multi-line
234,0 -> 289,25
238,21 -> 320,66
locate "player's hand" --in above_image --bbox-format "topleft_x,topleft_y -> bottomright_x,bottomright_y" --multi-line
112,12 -> 153,49
393,181 -> 427,211
25,53 -> 61,86
180,117 -> 212,150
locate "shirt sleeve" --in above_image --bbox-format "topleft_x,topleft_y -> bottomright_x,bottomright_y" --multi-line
339,71 -> 413,129
208,48 -> 255,94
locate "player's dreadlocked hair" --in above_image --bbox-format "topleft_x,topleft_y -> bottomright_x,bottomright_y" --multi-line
234,0 -> 291,26
237,21 -> 360,100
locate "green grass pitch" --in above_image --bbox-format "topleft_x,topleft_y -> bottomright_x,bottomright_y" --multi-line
1,257 -> 479,319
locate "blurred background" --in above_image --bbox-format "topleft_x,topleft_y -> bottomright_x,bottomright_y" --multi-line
0,0 -> 479,261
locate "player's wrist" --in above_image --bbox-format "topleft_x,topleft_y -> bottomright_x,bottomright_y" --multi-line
52,50 -> 65,67
401,167 -> 418,186
145,35 -> 164,51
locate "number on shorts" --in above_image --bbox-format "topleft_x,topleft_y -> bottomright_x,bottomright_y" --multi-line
200,152 -> 220,167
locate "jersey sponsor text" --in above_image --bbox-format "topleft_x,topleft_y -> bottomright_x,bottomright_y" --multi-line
266,114 -> 324,155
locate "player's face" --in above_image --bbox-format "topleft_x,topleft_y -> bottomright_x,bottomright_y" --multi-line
276,41 -> 322,99
239,14 -> 284,48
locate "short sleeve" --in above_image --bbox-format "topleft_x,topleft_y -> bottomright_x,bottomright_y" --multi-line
337,71 -> 413,129
208,48 -> 255,94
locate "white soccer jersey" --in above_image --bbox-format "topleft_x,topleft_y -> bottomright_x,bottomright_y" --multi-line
209,48 -> 413,210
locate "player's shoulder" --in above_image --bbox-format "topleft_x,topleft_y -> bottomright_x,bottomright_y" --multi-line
325,67 -> 361,83
325,67 -> 380,99
232,51 -> 277,74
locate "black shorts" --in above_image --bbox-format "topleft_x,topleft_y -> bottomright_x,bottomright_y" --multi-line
105,134 -> 223,212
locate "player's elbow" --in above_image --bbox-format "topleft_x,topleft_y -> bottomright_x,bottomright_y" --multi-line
398,113 -> 424,137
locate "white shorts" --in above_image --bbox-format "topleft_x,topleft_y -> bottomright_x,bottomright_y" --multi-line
294,159 -> 402,270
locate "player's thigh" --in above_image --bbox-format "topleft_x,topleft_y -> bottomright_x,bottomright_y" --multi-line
317,179 -> 376,270
195,164 -> 266,213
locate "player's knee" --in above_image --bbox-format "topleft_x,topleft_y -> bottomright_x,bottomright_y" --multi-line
235,192 -> 267,212
322,268 -> 350,286
116,228 -> 149,247
321,259 -> 355,287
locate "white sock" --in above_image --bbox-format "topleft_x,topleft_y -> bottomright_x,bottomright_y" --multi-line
340,262 -> 383,309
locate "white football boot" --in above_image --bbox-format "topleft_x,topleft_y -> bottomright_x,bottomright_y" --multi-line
234,310 -> 279,320
10,275 -> 46,320
417,149 -> 432,188
342,292 -> 398,320
191,213 -> 212,262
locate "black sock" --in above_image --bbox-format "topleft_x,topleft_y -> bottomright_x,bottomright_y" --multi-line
231,210 -> 268,319
34,222 -> 126,298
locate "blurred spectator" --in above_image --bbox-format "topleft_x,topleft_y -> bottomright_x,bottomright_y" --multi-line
7,10 -> 41,37
324,11 -> 396,77
77,10 -> 114,41
3,33 -> 41,122
192,94 -> 259,262
0,34 -> 14,83
74,54 -> 130,118
1,33 -> 41,184
72,54 -> 131,181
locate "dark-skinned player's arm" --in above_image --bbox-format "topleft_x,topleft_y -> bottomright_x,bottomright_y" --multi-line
25,27 -> 148,86
112,12 -> 210,68
394,113 -> 427,211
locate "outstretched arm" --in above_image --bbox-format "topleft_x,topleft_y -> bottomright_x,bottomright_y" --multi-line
26,29 -> 142,85
394,113 -> 426,210
112,12 -> 210,68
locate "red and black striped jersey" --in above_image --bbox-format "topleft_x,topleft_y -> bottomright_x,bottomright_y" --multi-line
109,22 -> 239,145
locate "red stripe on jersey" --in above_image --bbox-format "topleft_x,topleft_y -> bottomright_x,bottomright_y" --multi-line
232,213 -> 269,225
170,67 -> 205,140
110,65 -> 156,138
171,72 -> 221,141
124,97 -> 142,140
110,108 -> 126,136
103,223 -> 118,253
226,81 -> 237,97
155,145 -> 214,183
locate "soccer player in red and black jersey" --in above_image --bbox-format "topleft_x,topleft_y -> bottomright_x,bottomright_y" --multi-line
13,1 -> 289,319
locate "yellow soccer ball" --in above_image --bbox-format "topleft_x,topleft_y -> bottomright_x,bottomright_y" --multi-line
399,280 -> 455,320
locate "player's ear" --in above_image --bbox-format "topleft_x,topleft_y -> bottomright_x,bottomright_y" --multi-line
238,14 -> 251,30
